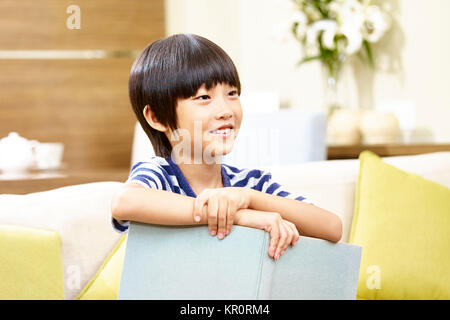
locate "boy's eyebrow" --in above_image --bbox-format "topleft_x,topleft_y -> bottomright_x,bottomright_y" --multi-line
193,84 -> 238,95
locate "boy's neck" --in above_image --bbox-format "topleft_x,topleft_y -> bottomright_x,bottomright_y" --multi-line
175,156 -> 223,194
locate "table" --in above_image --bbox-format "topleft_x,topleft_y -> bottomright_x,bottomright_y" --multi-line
327,143 -> 450,160
0,167 -> 130,194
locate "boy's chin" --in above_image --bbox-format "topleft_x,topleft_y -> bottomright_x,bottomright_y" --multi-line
207,144 -> 233,158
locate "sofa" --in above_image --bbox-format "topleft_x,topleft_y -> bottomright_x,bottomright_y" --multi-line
1,149 -> 449,300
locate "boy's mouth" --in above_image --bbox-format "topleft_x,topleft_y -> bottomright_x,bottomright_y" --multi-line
209,123 -> 234,138
209,127 -> 233,137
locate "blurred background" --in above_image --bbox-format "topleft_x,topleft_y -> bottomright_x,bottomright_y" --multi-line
1,0 -> 449,192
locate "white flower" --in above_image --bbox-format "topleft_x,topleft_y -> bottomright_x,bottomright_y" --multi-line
290,0 -> 391,61
340,24 -> 363,54
363,5 -> 390,43
304,3 -> 322,21
322,24 -> 339,50
307,20 -> 338,50
305,39 -> 320,57
331,0 -> 365,29
291,11 -> 308,39
291,11 -> 307,25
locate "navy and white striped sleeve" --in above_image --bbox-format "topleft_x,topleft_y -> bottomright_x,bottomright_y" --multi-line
125,161 -> 171,190
254,170 -> 314,205
112,161 -> 172,234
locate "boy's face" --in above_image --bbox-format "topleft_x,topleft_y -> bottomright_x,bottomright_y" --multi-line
170,82 -> 242,162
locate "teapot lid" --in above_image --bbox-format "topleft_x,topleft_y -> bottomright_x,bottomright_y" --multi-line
0,132 -> 32,147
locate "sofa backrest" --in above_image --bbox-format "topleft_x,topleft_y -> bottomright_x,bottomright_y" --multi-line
254,152 -> 450,243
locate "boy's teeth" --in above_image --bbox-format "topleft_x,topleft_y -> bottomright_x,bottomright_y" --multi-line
211,128 -> 231,134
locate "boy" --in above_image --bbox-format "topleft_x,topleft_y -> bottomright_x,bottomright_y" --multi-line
111,34 -> 342,260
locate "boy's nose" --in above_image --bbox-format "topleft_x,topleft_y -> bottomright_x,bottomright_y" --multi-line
215,98 -> 233,118
216,108 -> 233,120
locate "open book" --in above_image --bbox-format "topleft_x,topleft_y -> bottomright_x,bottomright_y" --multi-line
119,223 -> 361,300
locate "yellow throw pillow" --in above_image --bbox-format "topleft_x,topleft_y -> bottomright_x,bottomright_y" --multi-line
0,224 -> 65,300
76,235 -> 127,300
349,151 -> 450,300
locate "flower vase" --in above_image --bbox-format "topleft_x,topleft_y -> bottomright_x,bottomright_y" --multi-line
321,59 -> 344,119
323,66 -> 362,145
324,75 -> 341,119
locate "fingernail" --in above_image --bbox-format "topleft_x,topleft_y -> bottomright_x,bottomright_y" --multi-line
210,230 -> 216,236
218,233 -> 224,240
194,216 -> 200,222
281,250 -> 285,255
226,229 -> 230,235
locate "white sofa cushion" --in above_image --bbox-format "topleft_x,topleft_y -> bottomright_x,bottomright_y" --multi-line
0,181 -> 123,300
255,152 -> 450,243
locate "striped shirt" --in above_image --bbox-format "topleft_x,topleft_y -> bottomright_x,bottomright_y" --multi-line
112,156 -> 311,233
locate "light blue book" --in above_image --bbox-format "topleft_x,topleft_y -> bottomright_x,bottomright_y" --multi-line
118,223 -> 361,300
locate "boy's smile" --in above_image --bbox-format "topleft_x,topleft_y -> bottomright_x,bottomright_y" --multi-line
208,123 -> 234,138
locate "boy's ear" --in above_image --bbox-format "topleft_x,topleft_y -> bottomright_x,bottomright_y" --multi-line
143,105 -> 168,133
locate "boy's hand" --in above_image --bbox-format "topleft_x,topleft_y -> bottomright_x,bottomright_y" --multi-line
234,210 -> 300,260
193,187 -> 251,239
264,213 -> 300,260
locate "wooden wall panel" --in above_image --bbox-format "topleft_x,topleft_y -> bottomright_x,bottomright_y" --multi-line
0,0 -> 165,50
0,59 -> 137,169
0,1 -> 165,171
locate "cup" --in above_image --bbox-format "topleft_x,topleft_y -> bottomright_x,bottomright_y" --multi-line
33,142 -> 64,170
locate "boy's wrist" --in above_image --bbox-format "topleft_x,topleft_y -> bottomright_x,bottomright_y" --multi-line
234,208 -> 274,231
244,188 -> 255,209
234,208 -> 250,227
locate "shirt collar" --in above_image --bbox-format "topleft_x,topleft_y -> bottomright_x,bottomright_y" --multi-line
166,156 -> 230,198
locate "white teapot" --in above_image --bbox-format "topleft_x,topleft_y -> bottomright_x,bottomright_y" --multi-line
0,132 -> 37,173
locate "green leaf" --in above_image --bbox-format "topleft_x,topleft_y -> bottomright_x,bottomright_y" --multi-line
297,55 -> 322,66
363,40 -> 375,68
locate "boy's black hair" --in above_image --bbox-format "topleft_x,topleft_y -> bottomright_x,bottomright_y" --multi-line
128,33 -> 241,159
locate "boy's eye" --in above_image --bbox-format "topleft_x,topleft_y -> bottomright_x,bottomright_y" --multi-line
229,90 -> 238,96
196,95 -> 210,100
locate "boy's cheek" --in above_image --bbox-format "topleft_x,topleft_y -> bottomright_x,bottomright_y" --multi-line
201,131 -> 216,144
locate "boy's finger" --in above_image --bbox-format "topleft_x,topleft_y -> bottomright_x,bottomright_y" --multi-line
284,223 -> 294,252
194,193 -> 207,223
216,197 -> 227,240
280,222 -> 290,252
288,221 -> 300,246
225,204 -> 235,236
284,223 -> 294,251
268,227 -> 279,258
275,224 -> 287,260
202,205 -> 208,229
207,196 -> 218,236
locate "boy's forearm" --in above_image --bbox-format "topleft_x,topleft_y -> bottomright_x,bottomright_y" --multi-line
112,186 -> 276,228
112,186 -> 200,226
245,189 -> 342,242
112,185 -> 341,242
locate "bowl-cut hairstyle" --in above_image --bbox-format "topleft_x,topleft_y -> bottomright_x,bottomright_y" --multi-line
128,33 -> 241,159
